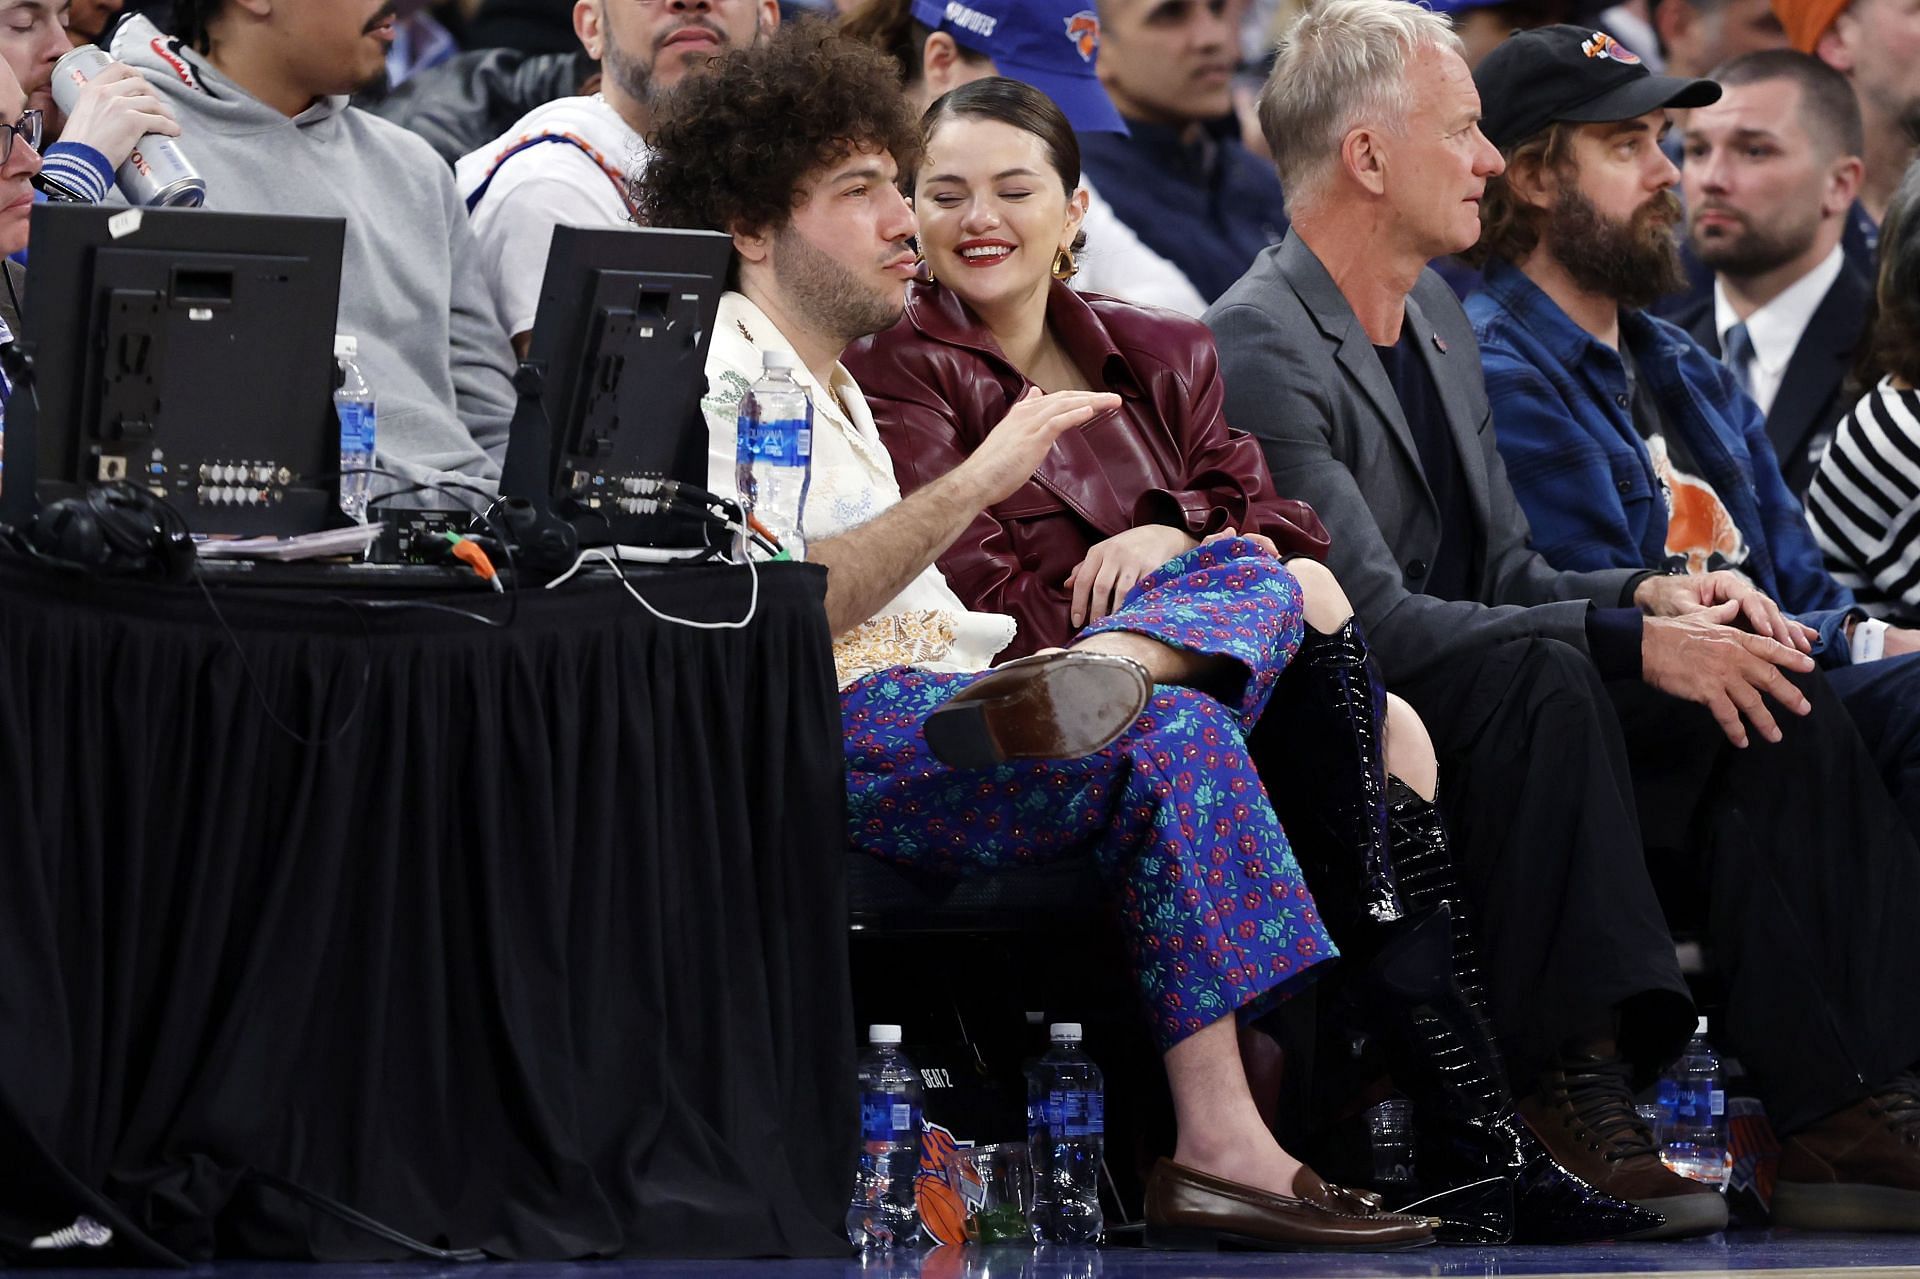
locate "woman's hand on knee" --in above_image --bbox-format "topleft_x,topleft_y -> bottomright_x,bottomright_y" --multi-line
1067,525 -> 1199,626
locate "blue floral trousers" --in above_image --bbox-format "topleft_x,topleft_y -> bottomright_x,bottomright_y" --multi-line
843,540 -> 1338,1051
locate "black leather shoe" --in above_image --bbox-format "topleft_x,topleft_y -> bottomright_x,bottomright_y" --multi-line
1143,1159 -> 1437,1251
922,651 -> 1150,768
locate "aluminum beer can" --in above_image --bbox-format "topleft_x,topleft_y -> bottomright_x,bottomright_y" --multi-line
51,45 -> 206,208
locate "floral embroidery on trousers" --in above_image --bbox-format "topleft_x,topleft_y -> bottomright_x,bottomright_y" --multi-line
842,540 -> 1337,1051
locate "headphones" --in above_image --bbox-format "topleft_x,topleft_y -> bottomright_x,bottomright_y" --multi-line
25,484 -> 196,583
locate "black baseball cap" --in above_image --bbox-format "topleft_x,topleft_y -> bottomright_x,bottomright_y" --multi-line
1472,25 -> 1721,151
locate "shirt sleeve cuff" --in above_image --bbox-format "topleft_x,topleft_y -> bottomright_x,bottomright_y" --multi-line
1618,570 -> 1657,608
1586,606 -> 1644,681
39,141 -> 115,204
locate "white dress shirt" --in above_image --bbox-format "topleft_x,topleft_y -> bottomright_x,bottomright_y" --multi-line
1714,244 -> 1846,419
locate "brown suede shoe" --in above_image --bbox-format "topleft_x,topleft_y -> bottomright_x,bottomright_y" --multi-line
922,651 -> 1151,769
1517,1053 -> 1727,1240
1143,1158 -> 1437,1251
1775,1073 -> 1920,1231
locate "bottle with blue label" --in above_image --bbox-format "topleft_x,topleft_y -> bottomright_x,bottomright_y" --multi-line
1656,1015 -> 1731,1190
734,349 -> 812,560
1027,1022 -> 1105,1244
846,1023 -> 922,1251
334,335 -> 377,524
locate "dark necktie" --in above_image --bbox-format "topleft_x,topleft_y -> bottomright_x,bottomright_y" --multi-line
1723,321 -> 1756,399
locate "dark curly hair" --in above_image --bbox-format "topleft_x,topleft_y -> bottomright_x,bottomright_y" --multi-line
639,19 -> 922,242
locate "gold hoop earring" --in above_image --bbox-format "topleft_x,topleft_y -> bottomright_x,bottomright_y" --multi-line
915,249 -> 936,286
1051,246 -> 1077,281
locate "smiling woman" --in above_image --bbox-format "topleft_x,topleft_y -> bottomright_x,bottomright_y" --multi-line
847,76 -> 1330,654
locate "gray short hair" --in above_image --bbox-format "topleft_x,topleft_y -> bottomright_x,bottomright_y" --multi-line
1260,0 -> 1464,214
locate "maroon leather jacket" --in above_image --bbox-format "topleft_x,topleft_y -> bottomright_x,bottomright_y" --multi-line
845,279 -> 1329,659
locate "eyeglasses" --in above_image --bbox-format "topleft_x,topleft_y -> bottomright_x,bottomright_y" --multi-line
0,110 -> 43,167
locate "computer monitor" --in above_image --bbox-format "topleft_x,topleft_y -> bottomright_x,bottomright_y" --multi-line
499,224 -> 732,548
2,205 -> 347,536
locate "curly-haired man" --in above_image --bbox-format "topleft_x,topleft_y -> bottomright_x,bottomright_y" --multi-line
639,21 -> 1442,1251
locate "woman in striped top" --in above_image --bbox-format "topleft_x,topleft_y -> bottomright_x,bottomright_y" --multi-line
1809,162 -> 1920,621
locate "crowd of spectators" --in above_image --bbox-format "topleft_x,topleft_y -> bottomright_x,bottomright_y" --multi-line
14,0 -> 1920,1252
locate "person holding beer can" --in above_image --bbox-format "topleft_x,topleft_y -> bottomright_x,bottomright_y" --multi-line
0,3 -> 182,209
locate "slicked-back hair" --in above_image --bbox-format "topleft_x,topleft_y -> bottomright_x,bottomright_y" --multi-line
921,77 -> 1082,193
1709,48 -> 1864,159
1260,0 -> 1463,215
638,19 -> 922,241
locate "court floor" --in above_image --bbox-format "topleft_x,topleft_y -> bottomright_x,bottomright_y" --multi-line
49,1231 -> 1920,1279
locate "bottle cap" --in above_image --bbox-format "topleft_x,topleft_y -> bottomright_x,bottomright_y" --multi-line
334,335 -> 358,359
761,349 -> 796,372
1696,1016 -> 1709,1035
1049,1022 -> 1083,1042
868,1024 -> 902,1046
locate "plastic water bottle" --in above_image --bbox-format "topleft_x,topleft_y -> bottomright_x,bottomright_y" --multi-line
1365,1097 -> 1416,1186
1656,1016 -> 1731,1190
334,336 -> 377,523
846,1024 -> 922,1250
1027,1022 -> 1104,1244
734,350 -> 812,560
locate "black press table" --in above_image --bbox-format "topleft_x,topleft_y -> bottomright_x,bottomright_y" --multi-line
0,556 -> 854,1262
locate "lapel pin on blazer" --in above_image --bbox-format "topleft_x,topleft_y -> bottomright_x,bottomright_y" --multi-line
1433,334 -> 1449,354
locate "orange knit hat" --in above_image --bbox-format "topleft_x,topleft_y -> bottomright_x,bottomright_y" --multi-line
1772,0 -> 1851,53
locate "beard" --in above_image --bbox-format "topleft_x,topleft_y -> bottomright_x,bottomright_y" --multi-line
1688,200 -> 1821,278
771,223 -> 907,347
603,11 -> 766,111
1545,184 -> 1689,310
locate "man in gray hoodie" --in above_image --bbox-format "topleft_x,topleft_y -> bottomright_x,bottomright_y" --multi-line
109,1 -> 516,499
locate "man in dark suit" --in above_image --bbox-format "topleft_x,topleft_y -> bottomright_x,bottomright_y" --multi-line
1208,0 -> 1920,1236
1674,49 -> 1870,494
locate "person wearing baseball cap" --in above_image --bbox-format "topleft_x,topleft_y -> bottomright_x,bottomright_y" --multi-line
1472,23 -> 1721,156
1771,0 -> 1920,227
839,0 -> 1207,313
1466,23 -> 1920,1237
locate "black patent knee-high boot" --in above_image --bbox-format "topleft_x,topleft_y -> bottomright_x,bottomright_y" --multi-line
1375,782 -> 1664,1244
1268,618 -> 1404,930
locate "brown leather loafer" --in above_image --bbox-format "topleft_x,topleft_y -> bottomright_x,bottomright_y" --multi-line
1142,1158 -> 1437,1251
923,651 -> 1151,769
1775,1073 -> 1920,1231
1518,1053 -> 1726,1240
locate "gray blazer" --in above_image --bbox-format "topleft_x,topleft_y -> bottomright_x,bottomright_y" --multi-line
1205,232 -> 1638,685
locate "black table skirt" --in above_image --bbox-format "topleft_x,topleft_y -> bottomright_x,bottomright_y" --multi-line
0,558 -> 854,1262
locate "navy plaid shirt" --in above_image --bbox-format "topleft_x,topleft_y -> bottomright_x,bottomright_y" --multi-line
1464,257 -> 1857,660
